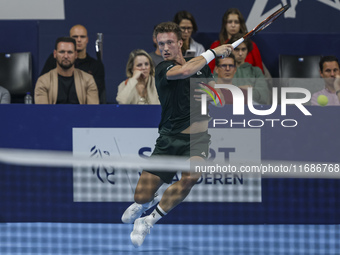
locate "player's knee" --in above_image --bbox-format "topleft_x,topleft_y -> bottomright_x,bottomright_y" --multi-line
134,193 -> 147,204
134,192 -> 152,204
179,176 -> 198,192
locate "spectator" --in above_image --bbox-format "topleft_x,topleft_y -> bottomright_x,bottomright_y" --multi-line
40,24 -> 106,104
209,8 -> 264,73
116,49 -> 159,105
228,34 -> 269,104
215,54 -> 247,105
35,37 -> 99,104
0,86 -> 10,104
311,56 -> 340,106
215,54 -> 237,84
173,10 -> 205,57
149,26 -> 164,67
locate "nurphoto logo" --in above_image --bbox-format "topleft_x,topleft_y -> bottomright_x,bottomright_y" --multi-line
200,84 -> 312,128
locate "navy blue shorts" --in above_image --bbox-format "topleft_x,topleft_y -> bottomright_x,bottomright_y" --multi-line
145,131 -> 210,184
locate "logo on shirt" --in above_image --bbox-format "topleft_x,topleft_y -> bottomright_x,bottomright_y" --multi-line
166,65 -> 174,71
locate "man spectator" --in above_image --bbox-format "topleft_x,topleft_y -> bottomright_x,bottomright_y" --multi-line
35,37 -> 99,104
215,54 -> 247,105
40,25 -> 106,103
311,55 -> 340,106
215,54 -> 237,84
148,27 -> 164,67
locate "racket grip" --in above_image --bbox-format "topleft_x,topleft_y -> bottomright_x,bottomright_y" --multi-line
231,38 -> 244,49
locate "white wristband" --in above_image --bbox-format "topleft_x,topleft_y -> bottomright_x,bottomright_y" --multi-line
200,50 -> 215,64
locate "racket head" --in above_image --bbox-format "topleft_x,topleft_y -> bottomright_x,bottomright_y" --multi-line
244,4 -> 290,39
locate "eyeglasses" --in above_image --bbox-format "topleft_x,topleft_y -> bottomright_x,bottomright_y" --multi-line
180,26 -> 193,32
218,64 -> 235,69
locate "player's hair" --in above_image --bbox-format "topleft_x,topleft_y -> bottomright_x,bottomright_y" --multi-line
229,33 -> 253,53
172,10 -> 198,34
55,37 -> 76,51
216,53 -> 236,67
219,8 -> 248,45
125,49 -> 155,78
153,22 -> 183,42
319,55 -> 340,72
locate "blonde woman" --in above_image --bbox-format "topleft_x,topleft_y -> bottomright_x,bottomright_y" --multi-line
116,49 -> 160,104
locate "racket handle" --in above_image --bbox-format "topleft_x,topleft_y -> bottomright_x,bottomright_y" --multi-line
231,38 -> 244,49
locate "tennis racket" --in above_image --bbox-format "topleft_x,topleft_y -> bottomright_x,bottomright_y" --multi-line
232,4 -> 290,49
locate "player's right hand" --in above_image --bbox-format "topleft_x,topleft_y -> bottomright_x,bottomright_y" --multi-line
212,44 -> 234,59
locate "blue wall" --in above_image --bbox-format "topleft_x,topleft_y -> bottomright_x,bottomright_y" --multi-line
0,0 -> 339,103
0,105 -> 339,224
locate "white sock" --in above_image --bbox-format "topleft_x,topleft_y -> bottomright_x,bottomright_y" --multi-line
145,205 -> 167,226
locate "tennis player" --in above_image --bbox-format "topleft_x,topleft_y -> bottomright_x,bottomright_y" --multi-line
122,21 -> 233,247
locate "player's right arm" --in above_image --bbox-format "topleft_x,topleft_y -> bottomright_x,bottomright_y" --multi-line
166,44 -> 233,80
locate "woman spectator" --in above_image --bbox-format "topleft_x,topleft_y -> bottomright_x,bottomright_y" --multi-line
209,8 -> 264,73
116,49 -> 160,104
173,10 -> 205,57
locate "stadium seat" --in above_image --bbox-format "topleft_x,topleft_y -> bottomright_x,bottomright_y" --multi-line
0,52 -> 32,103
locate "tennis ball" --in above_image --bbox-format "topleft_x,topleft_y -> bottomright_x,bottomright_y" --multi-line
317,95 -> 328,106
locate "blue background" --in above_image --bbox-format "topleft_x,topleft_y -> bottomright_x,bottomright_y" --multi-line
0,105 -> 339,224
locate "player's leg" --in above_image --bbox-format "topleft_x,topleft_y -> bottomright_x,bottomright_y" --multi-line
121,171 -> 163,224
138,132 -> 209,223
130,132 -> 209,247
122,134 -> 169,224
157,165 -> 202,212
130,156 -> 204,247
134,170 -> 164,204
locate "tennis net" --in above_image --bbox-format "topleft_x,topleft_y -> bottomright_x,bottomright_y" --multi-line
0,148 -> 339,255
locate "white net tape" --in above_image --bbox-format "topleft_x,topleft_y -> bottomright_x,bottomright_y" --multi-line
0,148 -> 338,179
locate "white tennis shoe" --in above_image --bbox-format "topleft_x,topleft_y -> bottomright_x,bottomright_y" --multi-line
130,217 -> 152,247
121,194 -> 160,224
